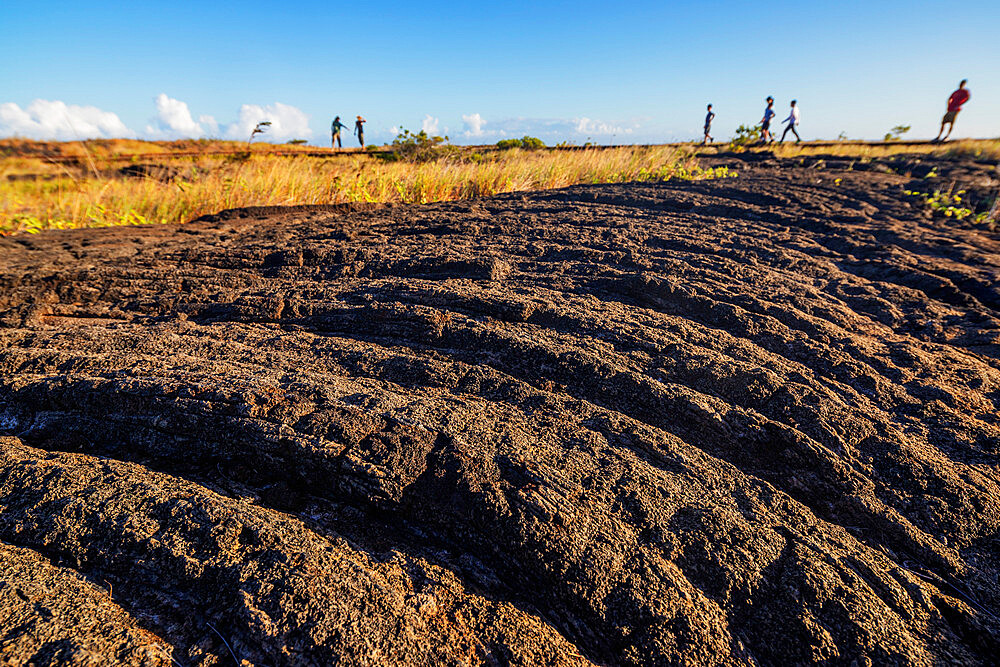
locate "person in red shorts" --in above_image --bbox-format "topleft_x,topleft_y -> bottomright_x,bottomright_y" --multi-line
934,80 -> 970,142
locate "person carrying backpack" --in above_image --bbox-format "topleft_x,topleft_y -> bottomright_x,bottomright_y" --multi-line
331,116 -> 348,149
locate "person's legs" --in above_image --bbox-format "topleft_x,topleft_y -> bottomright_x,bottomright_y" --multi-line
936,112 -> 956,141
942,115 -> 956,141
780,124 -> 791,143
791,124 -> 801,142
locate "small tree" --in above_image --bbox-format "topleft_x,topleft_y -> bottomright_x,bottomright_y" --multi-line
884,124 -> 911,141
388,128 -> 456,162
248,121 -> 272,146
730,124 -> 762,147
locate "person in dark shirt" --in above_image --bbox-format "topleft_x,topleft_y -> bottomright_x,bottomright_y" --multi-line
934,80 -> 970,143
703,104 -> 715,145
354,116 -> 367,148
331,116 -> 348,149
760,96 -> 776,143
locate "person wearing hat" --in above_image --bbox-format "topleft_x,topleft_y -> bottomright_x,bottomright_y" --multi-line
760,96 -> 776,144
331,116 -> 348,149
780,100 -> 801,144
354,116 -> 367,148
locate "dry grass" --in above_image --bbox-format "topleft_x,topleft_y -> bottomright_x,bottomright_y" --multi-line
1,145 -> 734,235
6,137 -> 996,236
701,138 -> 1000,161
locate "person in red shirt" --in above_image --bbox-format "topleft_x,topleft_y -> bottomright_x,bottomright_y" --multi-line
935,79 -> 970,142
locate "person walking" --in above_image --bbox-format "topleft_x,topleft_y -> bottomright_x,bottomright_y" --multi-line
760,96 -> 776,143
934,80 -> 970,142
331,116 -> 348,149
780,100 -> 801,143
703,104 -> 715,144
354,116 -> 367,148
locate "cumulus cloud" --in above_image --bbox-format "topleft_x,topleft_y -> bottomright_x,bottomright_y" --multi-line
225,102 -> 311,142
198,114 -> 219,136
0,99 -> 134,140
144,93 -> 211,139
574,117 -> 632,136
450,115 -> 639,143
421,115 -> 439,134
462,113 -> 486,137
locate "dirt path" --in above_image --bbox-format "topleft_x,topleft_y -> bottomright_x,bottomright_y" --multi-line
1,154 -> 999,665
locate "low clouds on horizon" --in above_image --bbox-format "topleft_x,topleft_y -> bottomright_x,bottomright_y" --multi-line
2,95 -> 314,143
0,94 -> 639,144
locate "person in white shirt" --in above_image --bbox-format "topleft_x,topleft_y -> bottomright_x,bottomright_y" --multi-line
780,100 -> 801,143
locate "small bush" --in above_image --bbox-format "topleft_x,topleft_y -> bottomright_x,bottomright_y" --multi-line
884,125 -> 911,141
730,124 -> 762,148
386,129 -> 458,162
497,136 -> 546,150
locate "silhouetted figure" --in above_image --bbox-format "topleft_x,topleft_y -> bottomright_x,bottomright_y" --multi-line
354,116 -> 366,148
935,80 -> 970,142
780,100 -> 801,143
760,96 -> 775,143
703,104 -> 715,144
331,116 -> 348,148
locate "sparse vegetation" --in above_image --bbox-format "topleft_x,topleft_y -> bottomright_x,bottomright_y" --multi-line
384,129 -> 458,163
248,121 -> 271,145
904,187 -> 994,225
1,140 -> 732,234
6,137 -> 1000,236
884,124 -> 911,141
729,124 -> 763,148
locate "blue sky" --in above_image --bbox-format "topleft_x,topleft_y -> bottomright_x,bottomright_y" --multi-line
2,1 -> 997,145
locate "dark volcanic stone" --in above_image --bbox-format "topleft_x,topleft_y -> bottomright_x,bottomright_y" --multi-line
0,157 -> 999,665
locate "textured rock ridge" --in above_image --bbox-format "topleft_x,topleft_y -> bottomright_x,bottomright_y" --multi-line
1,154 -> 999,665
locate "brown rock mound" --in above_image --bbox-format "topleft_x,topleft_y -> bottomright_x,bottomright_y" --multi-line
1,155 -> 999,665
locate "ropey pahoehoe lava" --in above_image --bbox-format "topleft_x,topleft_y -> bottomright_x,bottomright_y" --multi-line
1,153 -> 999,666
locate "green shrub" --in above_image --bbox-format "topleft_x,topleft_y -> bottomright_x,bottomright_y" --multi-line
385,129 -> 458,162
884,125 -> 911,141
496,136 -> 546,150
730,124 -> 762,147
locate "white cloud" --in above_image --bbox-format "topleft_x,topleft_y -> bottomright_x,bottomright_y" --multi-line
198,114 -> 219,136
225,102 -> 311,141
462,113 -> 486,137
144,93 -> 207,139
574,117 -> 633,136
421,115 -> 439,134
0,99 -> 134,140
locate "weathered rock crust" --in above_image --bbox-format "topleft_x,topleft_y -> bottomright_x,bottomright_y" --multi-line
1,154 -> 999,665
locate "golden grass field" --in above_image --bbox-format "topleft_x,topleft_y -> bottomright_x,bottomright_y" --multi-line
2,137 -> 997,235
